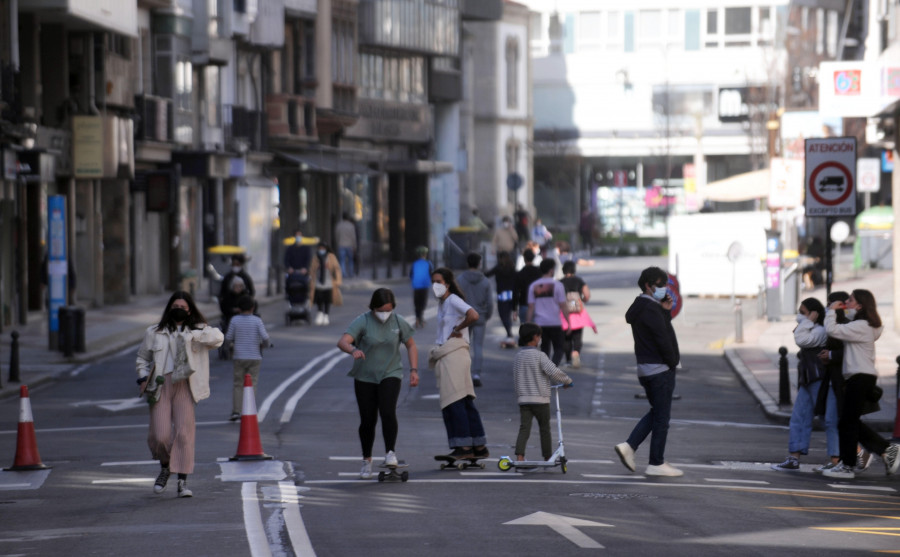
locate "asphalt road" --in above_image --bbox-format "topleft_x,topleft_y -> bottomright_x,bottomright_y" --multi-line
3,256 -> 900,556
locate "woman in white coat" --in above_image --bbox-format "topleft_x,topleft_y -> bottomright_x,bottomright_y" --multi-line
136,291 -> 223,497
822,289 -> 900,479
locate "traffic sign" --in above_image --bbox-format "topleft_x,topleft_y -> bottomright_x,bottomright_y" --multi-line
804,137 -> 857,217
857,157 -> 880,193
506,172 -> 523,191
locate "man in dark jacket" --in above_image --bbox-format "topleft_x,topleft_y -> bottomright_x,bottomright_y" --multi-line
615,266 -> 682,478
458,252 -> 492,387
513,249 -> 542,324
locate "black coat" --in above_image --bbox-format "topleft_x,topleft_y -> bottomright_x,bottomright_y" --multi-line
624,295 -> 680,369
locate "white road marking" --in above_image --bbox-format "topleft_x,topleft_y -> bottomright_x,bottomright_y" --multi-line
280,354 -> 349,423
258,349 -> 341,423
279,481 -> 316,557
0,420 -> 230,435
101,460 -> 157,466
504,511 -> 612,549
705,478 -> 769,485
328,456 -> 364,461
242,482 -> 273,557
826,484 -> 896,492
70,398 -> 146,412
92,478 -> 153,484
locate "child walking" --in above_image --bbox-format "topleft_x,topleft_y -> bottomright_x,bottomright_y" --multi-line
513,323 -> 573,464
225,295 -> 271,421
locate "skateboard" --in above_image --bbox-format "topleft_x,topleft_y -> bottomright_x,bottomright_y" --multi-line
434,455 -> 486,471
378,462 -> 409,482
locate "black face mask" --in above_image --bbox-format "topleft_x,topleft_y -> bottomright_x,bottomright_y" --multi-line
170,308 -> 189,322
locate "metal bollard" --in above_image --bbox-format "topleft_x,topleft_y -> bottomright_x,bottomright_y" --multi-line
9,331 -> 20,383
734,300 -> 743,343
778,346 -> 791,406
757,285 -> 765,319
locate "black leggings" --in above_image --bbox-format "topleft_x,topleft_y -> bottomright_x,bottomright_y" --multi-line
413,288 -> 428,321
839,373 -> 889,465
354,378 -> 402,459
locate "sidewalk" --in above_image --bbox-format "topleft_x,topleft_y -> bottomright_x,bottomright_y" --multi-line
725,268 -> 899,432
0,268 -> 407,401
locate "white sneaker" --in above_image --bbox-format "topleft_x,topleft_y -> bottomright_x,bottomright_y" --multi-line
883,443 -> 900,475
645,463 -> 684,477
384,450 -> 398,467
615,442 -> 636,472
572,352 -> 581,369
822,462 -> 855,479
314,313 -> 323,325
360,459 -> 373,479
323,314 -> 330,325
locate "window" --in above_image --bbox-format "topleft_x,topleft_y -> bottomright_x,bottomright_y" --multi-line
705,8 -> 718,47
607,11 -> 622,51
578,11 -> 602,51
816,8 -> 825,55
359,53 -> 425,104
666,9 -> 681,48
638,10 -> 661,49
724,7 -> 752,47
506,37 -> 519,109
758,7 -> 773,46
506,140 -> 520,180
204,65 -> 219,126
826,10 -> 838,56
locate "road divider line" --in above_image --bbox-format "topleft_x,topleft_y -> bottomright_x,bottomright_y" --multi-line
279,481 -> 316,556
101,460 -> 158,466
280,354 -> 349,424
242,482 -> 273,557
92,478 -> 153,484
258,350 -> 340,423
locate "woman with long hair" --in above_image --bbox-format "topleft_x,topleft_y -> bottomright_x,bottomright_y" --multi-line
486,250 -> 517,347
136,291 -> 224,497
822,289 -> 899,479
428,267 -> 489,460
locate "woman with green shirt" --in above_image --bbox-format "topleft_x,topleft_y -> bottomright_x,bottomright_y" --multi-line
337,288 -> 419,479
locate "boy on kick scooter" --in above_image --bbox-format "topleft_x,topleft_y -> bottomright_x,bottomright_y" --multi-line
506,323 -> 573,471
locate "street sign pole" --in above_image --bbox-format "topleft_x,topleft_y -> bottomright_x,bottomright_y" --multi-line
824,217 -> 833,299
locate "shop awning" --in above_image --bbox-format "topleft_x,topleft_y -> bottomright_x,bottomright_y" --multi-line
275,151 -> 378,175
699,169 -> 770,202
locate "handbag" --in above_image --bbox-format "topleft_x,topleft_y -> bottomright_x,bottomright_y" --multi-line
170,334 -> 196,383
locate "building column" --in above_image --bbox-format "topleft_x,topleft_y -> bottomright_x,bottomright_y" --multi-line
316,0 -> 332,110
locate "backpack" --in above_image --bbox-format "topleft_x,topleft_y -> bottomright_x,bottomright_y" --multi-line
566,291 -> 583,313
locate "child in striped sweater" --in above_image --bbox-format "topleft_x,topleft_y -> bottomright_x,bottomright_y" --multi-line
225,295 -> 271,421
513,323 -> 573,463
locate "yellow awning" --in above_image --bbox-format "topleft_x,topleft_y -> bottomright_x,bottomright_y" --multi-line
700,169 -> 770,202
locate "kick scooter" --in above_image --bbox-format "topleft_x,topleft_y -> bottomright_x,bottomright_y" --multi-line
497,384 -> 571,473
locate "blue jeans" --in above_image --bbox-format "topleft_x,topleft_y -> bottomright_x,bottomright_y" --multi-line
788,380 -> 839,457
469,324 -> 485,376
441,397 -> 486,449
626,369 -> 676,466
518,305 -> 529,325
338,246 -> 354,278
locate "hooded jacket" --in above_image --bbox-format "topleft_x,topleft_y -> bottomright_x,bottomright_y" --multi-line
458,270 -> 493,325
624,294 -> 680,371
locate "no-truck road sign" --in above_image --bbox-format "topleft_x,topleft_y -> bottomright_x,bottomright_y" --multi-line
804,137 -> 857,217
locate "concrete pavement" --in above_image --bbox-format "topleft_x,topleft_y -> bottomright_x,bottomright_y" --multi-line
0,258 -> 897,438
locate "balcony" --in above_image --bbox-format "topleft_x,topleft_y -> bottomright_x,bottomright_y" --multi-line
134,95 -> 173,143
266,93 -> 317,143
461,0 -> 501,21
225,105 -> 267,152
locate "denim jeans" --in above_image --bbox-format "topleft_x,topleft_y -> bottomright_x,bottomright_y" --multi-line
469,324 -> 485,376
788,379 -> 839,457
441,396 -> 486,448
626,368 -> 676,466
338,246 -> 354,278
518,305 -> 529,325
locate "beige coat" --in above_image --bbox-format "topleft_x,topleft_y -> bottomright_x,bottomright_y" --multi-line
309,252 -> 343,306
136,324 -> 224,403
428,337 -> 475,409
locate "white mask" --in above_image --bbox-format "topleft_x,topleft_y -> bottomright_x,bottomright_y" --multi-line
295,236 -> 302,244
845,308 -> 857,320
232,266 -> 242,273
796,313 -> 806,324
432,282 -> 448,298
374,310 -> 392,323
652,286 -> 667,301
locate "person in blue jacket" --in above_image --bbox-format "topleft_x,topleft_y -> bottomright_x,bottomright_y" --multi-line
410,246 -> 434,328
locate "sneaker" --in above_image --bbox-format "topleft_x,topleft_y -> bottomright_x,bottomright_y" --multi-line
615,442 -> 636,473
384,450 -> 398,467
572,352 -> 581,369
822,463 -> 855,479
771,456 -> 800,472
473,446 -> 490,459
883,443 -> 900,475
449,447 -> 475,460
856,448 -> 874,472
153,467 -> 170,494
323,314 -> 330,326
229,412 -> 241,422
473,375 -> 483,387
177,478 -> 192,498
815,461 -> 840,473
360,459 -> 373,479
645,463 -> 684,477
314,313 -> 324,325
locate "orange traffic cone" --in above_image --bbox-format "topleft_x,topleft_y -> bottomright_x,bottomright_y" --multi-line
230,374 -> 272,461
6,385 -> 49,470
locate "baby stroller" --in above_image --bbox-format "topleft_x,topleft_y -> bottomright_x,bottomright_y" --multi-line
285,272 -> 311,325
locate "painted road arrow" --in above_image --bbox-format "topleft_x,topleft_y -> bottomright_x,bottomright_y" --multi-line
504,511 -> 613,548
71,398 -> 146,412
